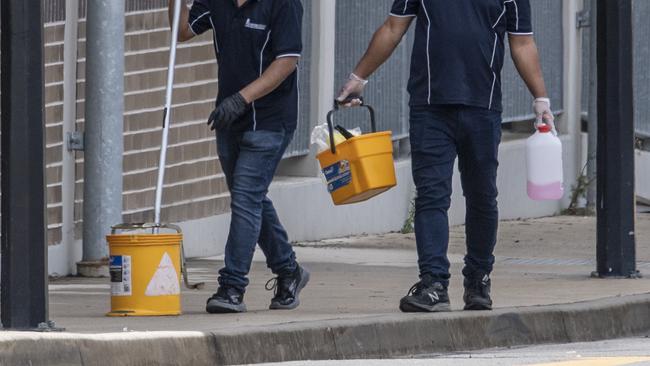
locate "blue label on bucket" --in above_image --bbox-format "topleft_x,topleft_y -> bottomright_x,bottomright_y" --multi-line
110,255 -> 132,296
323,160 -> 352,193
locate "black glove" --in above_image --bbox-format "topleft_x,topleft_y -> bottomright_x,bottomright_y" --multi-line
207,92 -> 251,131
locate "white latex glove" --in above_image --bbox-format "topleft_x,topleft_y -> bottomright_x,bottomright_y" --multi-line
533,97 -> 557,135
336,73 -> 368,107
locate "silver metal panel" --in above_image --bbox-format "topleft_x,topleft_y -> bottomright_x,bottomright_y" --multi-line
335,0 -> 411,139
44,0 -> 66,23
285,0 -> 313,157
633,0 -> 650,137
501,0 -> 564,123
581,0 -> 650,137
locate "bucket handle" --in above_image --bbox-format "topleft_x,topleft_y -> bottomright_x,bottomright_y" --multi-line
326,98 -> 377,154
110,222 -> 205,290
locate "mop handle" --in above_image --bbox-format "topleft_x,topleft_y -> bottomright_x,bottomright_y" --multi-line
154,0 -> 182,225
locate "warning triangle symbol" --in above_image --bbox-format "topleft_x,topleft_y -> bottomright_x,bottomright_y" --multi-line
145,252 -> 181,296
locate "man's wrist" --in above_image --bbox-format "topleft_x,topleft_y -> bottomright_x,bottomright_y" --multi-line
534,97 -> 551,106
350,72 -> 369,85
238,91 -> 253,104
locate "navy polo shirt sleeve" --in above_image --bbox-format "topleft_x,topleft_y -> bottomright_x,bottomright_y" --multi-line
188,0 -> 212,36
506,0 -> 533,35
270,0 -> 303,59
390,0 -> 419,17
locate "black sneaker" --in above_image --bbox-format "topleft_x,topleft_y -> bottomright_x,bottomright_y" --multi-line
399,275 -> 451,313
463,274 -> 493,311
266,265 -> 310,310
206,286 -> 247,314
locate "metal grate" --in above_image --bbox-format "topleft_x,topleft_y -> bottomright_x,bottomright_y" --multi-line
582,0 -> 649,138
284,0 -> 313,158
43,0 -> 66,23
502,0 -> 564,123
335,0 -> 412,140
633,0 -> 650,138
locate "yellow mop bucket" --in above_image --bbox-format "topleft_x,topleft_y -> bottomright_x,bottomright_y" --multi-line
106,224 -> 191,317
104,2 -> 204,318
317,103 -> 397,205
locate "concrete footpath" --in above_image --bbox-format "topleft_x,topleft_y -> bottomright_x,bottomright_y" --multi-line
1,215 -> 649,365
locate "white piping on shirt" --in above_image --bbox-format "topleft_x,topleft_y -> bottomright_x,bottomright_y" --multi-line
492,6 -> 507,28
190,11 -> 210,33
188,23 -> 198,36
276,53 -> 302,59
488,33 -> 498,109
208,17 -> 219,53
504,0 -> 520,31
488,1 -> 513,110
421,0 -> 432,105
296,64 -> 300,130
253,30 -> 272,131
389,13 -> 417,18
513,0 -> 520,31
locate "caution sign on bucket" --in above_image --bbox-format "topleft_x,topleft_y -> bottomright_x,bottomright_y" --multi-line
106,229 -> 183,317
315,102 -> 397,205
145,252 -> 181,297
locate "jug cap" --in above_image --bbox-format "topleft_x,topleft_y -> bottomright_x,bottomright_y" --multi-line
537,124 -> 552,133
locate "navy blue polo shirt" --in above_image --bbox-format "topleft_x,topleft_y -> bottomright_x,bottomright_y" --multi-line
390,0 -> 533,112
189,0 -> 303,131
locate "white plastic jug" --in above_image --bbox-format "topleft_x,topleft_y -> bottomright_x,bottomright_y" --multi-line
526,124 -> 564,200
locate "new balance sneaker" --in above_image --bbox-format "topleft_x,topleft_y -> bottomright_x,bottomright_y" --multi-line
463,274 -> 493,311
206,285 -> 247,314
266,264 -> 310,310
399,275 -> 451,313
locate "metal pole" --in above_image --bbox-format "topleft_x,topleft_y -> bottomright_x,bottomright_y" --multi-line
595,0 -> 638,278
62,0 -> 80,269
79,0 -> 125,276
1,0 -> 49,329
586,0 -> 598,209
155,0 -> 182,225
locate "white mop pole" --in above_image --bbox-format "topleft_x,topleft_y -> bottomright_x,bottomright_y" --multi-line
154,0 -> 182,226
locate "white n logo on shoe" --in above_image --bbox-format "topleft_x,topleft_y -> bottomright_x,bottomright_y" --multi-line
428,292 -> 440,302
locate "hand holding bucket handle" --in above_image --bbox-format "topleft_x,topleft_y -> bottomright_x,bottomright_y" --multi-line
327,98 -> 377,154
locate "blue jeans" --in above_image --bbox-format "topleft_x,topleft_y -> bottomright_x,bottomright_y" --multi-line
216,128 -> 298,292
409,105 -> 502,287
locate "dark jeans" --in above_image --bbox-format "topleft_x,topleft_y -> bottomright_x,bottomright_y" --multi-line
409,105 -> 502,287
216,128 -> 297,292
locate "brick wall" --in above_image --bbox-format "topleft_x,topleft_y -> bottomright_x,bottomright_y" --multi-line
71,9 -> 229,240
40,3 -> 310,246
44,21 -> 66,245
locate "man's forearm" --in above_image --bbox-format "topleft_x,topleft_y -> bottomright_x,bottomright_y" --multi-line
509,36 -> 548,98
239,57 -> 299,103
352,20 -> 409,79
168,0 -> 194,42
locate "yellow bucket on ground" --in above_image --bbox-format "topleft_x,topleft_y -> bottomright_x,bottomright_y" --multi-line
317,104 -> 397,205
106,232 -> 182,316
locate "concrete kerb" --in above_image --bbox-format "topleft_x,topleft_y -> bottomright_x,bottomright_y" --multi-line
1,294 -> 649,366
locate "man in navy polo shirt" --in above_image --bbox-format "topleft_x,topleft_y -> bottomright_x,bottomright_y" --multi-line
168,0 -> 309,313
338,0 -> 555,312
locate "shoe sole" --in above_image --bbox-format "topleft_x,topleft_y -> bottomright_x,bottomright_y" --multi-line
399,299 -> 452,313
269,267 -> 311,310
206,300 -> 247,314
463,302 -> 492,311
